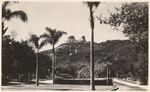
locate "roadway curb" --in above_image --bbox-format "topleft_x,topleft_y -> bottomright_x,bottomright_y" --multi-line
108,85 -> 119,91
113,78 -> 137,86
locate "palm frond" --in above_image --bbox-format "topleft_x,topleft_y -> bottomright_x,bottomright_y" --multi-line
54,31 -> 67,44
40,33 -> 50,39
2,1 -> 18,8
54,32 -> 62,44
43,37 -> 53,45
2,9 -> 11,20
43,27 -> 67,45
2,1 -> 19,19
39,39 -> 48,49
83,2 -> 100,9
45,27 -> 56,37
2,22 -> 8,36
3,27 -> 9,36
93,2 -> 100,8
83,2 -> 91,8
29,34 -> 39,49
11,11 -> 28,22
2,1 -> 10,10
60,31 -> 67,35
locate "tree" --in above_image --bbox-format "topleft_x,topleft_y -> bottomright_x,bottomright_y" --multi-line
102,2 -> 148,52
29,34 -> 46,86
38,53 -> 52,79
100,2 -> 148,84
13,40 -> 36,82
40,27 -> 67,84
2,35 -> 12,76
2,1 -> 28,36
2,36 -> 36,82
84,2 -> 100,90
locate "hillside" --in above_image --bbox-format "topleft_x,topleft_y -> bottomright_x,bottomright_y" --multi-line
41,40 -> 133,67
40,40 -> 148,84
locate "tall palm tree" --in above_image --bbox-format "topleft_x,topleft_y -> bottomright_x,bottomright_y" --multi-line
40,27 -> 67,84
29,34 -> 46,86
84,2 -> 100,90
2,1 -> 28,36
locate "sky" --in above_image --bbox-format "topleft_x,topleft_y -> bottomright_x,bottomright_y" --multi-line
5,1 -> 128,51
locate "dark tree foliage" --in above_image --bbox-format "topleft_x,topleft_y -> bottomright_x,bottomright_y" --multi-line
100,2 -> 148,52
13,40 -> 36,74
2,35 -> 36,79
2,35 -> 12,75
98,2 -> 148,85
38,53 -> 52,79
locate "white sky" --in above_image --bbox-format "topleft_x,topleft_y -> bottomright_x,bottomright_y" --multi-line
5,2 -> 128,51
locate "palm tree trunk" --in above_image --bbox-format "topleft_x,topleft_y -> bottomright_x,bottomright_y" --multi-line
89,6 -> 95,90
36,49 -> 39,86
52,44 -> 55,84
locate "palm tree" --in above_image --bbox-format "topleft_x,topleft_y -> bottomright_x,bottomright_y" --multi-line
84,2 -> 100,90
40,27 -> 67,84
29,34 -> 46,86
2,1 -> 28,36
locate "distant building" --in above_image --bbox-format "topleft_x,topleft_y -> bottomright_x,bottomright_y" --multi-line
80,36 -> 86,42
67,36 -> 75,43
67,35 -> 87,43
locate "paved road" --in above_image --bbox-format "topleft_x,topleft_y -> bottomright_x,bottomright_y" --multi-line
2,80 -> 114,91
2,85 -> 114,91
114,81 -> 148,91
2,79 -> 148,91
